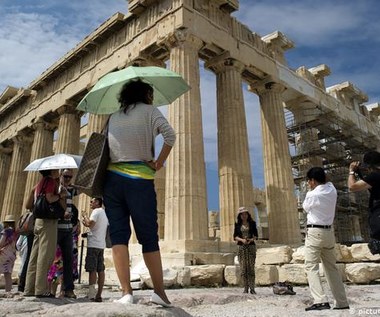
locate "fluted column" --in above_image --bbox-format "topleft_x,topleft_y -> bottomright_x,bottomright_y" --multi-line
291,106 -> 323,174
1,135 -> 33,220
206,58 -> 254,241
0,146 -> 12,220
55,104 -> 81,154
22,119 -> 55,208
253,82 -> 301,244
164,31 -> 208,241
155,167 -> 166,240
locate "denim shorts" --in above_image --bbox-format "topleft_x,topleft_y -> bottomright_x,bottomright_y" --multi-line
103,171 -> 159,253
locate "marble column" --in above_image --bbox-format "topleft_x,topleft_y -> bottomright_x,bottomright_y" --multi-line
22,119 -> 55,208
0,146 -> 12,219
1,135 -> 32,220
55,104 -> 81,154
154,167 -> 166,240
253,82 -> 301,244
164,32 -> 208,241
206,57 -> 254,241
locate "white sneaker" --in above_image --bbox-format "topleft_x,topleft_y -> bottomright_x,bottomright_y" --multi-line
151,293 -> 173,308
87,285 -> 96,300
113,293 -> 134,304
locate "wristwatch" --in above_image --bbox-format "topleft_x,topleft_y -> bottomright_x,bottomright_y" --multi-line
349,171 -> 355,175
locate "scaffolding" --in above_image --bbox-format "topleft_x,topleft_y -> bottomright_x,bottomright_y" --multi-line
285,105 -> 373,244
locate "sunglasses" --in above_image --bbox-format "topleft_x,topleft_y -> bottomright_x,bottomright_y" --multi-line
63,175 -> 73,179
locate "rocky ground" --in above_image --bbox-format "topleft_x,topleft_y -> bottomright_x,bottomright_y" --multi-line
1,283 -> 379,317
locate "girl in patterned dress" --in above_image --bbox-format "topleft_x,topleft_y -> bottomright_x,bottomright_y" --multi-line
0,215 -> 18,296
233,207 -> 258,294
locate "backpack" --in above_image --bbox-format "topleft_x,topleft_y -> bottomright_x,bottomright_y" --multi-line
273,281 -> 296,295
17,211 -> 35,236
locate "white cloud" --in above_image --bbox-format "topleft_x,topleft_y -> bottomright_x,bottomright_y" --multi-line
0,0 -> 127,92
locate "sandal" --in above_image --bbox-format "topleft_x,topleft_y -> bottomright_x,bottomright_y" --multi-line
36,292 -> 55,298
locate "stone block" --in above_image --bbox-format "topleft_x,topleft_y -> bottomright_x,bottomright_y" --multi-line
224,265 -> 241,286
350,243 -> 380,262
291,246 -> 305,263
189,264 -> 225,287
257,246 -> 293,265
335,244 -> 354,263
176,266 -> 191,287
256,265 -> 279,286
104,267 -> 120,286
278,264 -> 308,285
346,263 -> 380,284
140,268 -> 178,289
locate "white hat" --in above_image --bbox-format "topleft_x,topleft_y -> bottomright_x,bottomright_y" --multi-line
237,206 -> 249,215
4,214 -> 15,222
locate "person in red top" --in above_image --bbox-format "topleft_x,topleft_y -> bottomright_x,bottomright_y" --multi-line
24,169 -> 67,298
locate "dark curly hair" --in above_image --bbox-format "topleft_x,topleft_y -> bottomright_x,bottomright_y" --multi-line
236,211 -> 255,225
363,151 -> 380,168
118,80 -> 153,113
39,169 -> 54,177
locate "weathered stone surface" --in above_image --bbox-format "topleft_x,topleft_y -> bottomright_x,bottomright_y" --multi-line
256,265 -> 279,286
278,264 -> 308,285
256,246 -> 293,265
176,266 -> 191,287
336,244 -> 354,263
224,265 -> 241,286
189,265 -> 225,287
1,285 -> 380,317
350,243 -> 380,262
346,263 -> 380,284
291,246 -> 305,263
140,268 -> 178,289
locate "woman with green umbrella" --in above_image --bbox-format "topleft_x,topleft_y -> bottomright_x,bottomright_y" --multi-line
104,80 -> 175,307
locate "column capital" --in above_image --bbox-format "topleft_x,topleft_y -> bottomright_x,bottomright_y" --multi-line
56,102 -> 77,116
205,52 -> 245,74
128,53 -> 166,68
11,133 -> 34,145
32,117 -> 56,132
0,144 -> 12,154
161,29 -> 204,51
249,80 -> 285,96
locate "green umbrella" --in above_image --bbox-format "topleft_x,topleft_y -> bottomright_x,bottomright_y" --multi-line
76,66 -> 191,114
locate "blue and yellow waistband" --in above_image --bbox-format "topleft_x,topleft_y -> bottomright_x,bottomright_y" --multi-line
107,161 -> 155,180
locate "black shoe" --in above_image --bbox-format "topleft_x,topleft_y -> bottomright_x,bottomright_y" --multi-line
36,292 -> 55,298
333,306 -> 350,310
64,290 -> 77,299
250,289 -> 256,294
305,302 -> 331,311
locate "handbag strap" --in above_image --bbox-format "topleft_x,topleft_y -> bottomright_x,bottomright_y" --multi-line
101,116 -> 110,136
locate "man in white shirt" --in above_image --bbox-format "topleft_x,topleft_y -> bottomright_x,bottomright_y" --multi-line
82,197 -> 109,302
302,167 -> 349,311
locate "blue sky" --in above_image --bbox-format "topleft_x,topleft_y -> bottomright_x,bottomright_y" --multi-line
1,0 -> 379,210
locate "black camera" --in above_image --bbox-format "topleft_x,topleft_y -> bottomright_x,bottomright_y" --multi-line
353,163 -> 370,180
